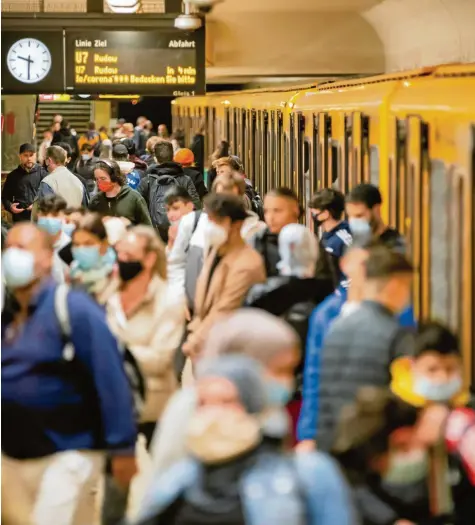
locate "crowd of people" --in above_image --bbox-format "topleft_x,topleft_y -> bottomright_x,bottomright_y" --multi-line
1,113 -> 474,525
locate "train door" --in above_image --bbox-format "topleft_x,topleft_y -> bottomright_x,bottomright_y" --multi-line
406,116 -> 430,323
345,112 -> 371,188
314,113 -> 334,190
277,110 -> 284,186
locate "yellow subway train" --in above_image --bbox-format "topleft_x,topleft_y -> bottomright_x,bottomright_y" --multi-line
172,64 -> 475,388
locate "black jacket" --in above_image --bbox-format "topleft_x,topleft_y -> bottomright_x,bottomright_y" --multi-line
74,157 -> 98,193
140,162 -> 201,210
52,128 -> 78,166
190,133 -> 205,175
183,166 -> 208,200
2,163 -> 47,222
245,275 -> 334,398
249,228 -> 280,277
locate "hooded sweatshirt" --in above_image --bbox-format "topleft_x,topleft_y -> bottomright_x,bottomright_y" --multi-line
89,184 -> 152,226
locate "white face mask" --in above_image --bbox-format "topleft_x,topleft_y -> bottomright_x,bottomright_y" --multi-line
2,248 -> 36,289
186,407 -> 261,464
205,221 -> 229,249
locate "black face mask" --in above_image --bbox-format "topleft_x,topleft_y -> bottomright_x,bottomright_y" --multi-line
118,260 -> 143,282
312,212 -> 324,230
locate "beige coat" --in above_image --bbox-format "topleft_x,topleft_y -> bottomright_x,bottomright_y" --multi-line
106,276 -> 186,422
185,242 -> 266,357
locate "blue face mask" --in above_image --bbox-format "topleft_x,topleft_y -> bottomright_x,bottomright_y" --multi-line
414,376 -> 463,402
38,217 -> 63,236
81,154 -> 91,161
266,380 -> 293,407
72,245 -> 102,271
63,223 -> 76,237
349,218 -> 372,246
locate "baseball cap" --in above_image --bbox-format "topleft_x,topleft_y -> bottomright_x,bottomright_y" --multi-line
120,138 -> 136,156
174,148 -> 194,166
112,143 -> 129,158
19,143 -> 35,154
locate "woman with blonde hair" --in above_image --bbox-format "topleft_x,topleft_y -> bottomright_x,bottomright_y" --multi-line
212,172 -> 266,240
103,225 -> 186,524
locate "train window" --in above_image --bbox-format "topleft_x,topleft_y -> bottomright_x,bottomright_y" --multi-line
250,110 -> 257,184
362,115 -> 370,182
313,114 -> 319,191
277,111 -> 283,186
262,111 -> 269,194
448,175 -> 464,334
225,107 -> 230,143
232,108 -> 238,154
331,140 -> 340,189
290,114 -> 296,190
241,109 -> 247,170
396,119 -> 407,236
370,146 -> 379,186
429,160 -> 449,321
343,115 -> 351,194
284,132 -> 289,185
297,113 -> 306,202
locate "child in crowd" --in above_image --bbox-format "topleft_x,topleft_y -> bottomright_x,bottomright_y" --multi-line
391,321 -> 470,407
165,186 -> 194,251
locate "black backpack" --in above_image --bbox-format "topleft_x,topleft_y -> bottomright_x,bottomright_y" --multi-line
54,284 -> 145,422
244,179 -> 264,220
148,174 -> 180,230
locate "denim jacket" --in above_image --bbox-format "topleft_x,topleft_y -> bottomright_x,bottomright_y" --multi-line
136,450 -> 357,525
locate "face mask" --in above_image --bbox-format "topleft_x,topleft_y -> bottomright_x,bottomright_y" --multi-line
266,379 -> 293,406
81,154 -> 91,161
186,408 -> 261,464
205,221 -> 229,249
383,449 -> 429,486
312,212 -> 324,229
63,223 -> 76,237
349,218 -> 372,245
38,217 -> 63,236
98,180 -> 115,193
2,248 -> 36,289
260,408 -> 290,439
414,376 -> 463,402
72,246 -> 102,271
118,260 -> 143,282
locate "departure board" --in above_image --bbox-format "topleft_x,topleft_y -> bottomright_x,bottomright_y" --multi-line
65,29 -> 205,96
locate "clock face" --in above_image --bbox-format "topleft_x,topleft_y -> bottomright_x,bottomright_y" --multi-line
7,38 -> 52,84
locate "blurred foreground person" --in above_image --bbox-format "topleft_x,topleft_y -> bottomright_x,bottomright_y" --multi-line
181,194 -> 265,368
70,213 -> 116,303
333,386 -> 475,525
36,194 -> 71,283
317,246 -> 414,452
149,308 -> 301,477
297,243 -> 416,449
137,355 -> 355,525
245,224 -> 334,443
1,223 -> 137,525
102,226 -> 185,525
391,321 -> 469,407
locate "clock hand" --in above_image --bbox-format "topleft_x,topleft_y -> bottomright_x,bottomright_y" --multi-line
27,55 -> 31,81
17,55 -> 31,62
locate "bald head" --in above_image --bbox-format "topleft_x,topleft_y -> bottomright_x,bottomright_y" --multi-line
6,223 -> 54,253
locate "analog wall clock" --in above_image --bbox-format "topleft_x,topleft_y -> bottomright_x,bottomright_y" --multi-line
7,38 -> 52,84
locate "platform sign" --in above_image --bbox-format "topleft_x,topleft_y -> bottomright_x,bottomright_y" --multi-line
1,31 -> 65,94
65,28 -> 205,96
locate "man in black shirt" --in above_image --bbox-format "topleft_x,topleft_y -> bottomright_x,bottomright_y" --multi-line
2,143 -> 47,223
346,183 -> 405,253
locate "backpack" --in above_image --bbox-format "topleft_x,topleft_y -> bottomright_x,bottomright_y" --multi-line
148,174 -> 180,229
126,170 -> 141,190
244,179 -> 264,220
54,284 -> 145,421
